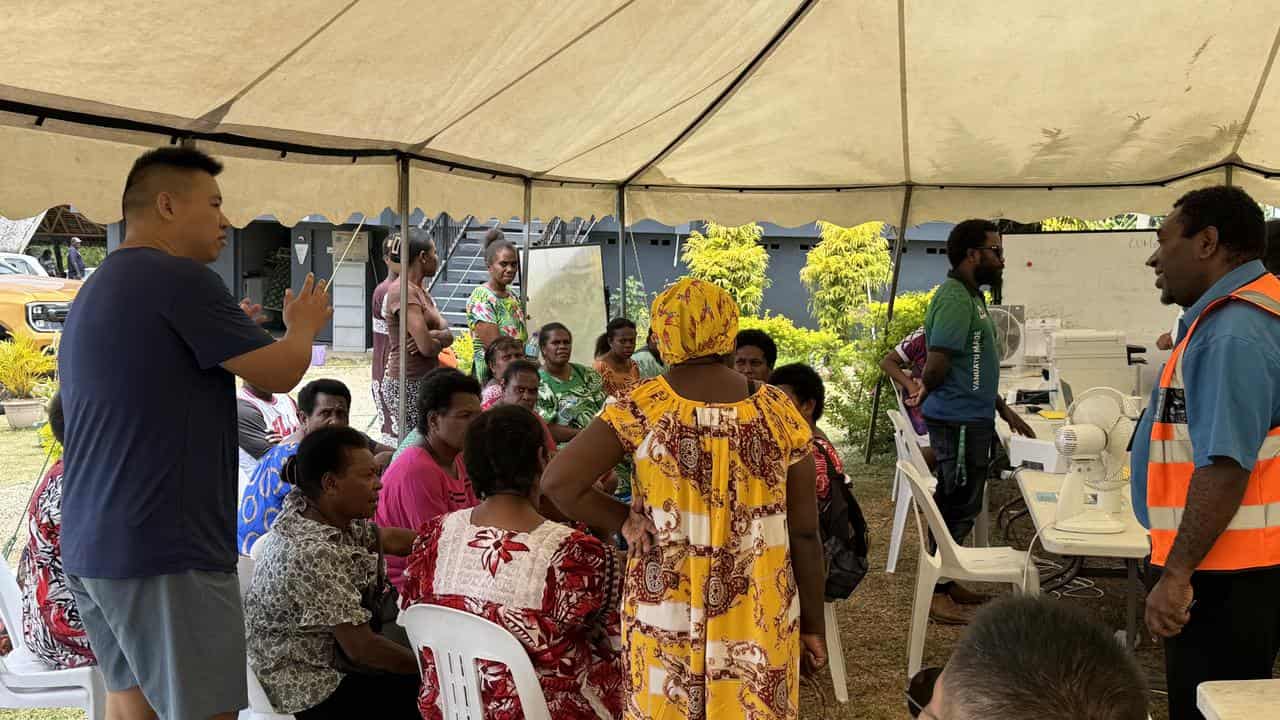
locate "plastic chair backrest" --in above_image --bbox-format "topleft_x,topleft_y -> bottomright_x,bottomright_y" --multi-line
888,410 -> 931,477
249,532 -> 274,563
237,556 -> 255,600
897,460 -> 963,568
0,562 -> 26,656
399,604 -> 552,720
891,385 -> 927,444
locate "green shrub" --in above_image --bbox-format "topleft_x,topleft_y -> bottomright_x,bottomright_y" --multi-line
824,288 -> 936,459
453,331 -> 475,375
737,314 -> 842,368
682,222 -> 770,315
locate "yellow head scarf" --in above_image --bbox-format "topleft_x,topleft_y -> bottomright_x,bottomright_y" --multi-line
649,277 -> 740,365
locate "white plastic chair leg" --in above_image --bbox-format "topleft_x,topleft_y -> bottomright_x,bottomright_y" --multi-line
907,560 -> 941,678
974,486 -> 990,548
824,603 -> 848,703
891,465 -> 900,502
886,475 -> 912,573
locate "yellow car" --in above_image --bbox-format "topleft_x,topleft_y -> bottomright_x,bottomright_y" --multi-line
0,263 -> 81,351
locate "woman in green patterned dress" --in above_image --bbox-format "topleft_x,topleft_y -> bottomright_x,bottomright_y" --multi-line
466,228 -> 527,383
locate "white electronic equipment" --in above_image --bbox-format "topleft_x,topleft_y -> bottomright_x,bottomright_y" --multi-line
990,304 -> 1026,368
1009,434 -> 1070,474
1051,330 -> 1133,407
1023,317 -> 1061,362
1053,387 -> 1141,534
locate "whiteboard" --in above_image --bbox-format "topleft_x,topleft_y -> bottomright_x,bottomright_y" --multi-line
1002,231 -> 1175,347
526,245 -> 608,367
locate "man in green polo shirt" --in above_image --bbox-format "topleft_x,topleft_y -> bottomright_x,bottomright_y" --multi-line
917,219 -> 1035,624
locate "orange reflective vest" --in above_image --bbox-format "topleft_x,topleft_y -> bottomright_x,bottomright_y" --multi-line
1148,272 -> 1280,571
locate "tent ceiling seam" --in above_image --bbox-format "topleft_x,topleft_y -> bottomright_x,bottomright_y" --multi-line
195,0 -> 363,128
896,0 -> 911,184
619,0 -> 818,187
412,0 -> 637,152
1,100 -> 1271,191
1229,22 -> 1280,158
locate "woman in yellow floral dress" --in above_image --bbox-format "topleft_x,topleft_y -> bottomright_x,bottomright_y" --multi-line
544,278 -> 827,720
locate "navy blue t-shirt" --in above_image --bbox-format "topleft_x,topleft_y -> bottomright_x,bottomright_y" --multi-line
59,247 -> 274,578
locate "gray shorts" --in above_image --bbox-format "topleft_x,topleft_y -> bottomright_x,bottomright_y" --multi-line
68,570 -> 248,719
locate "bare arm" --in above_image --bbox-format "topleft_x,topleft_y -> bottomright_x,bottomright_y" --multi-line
878,349 -> 917,391
921,349 -> 952,392
404,303 -> 440,358
542,419 -> 629,533
786,454 -> 825,637
472,321 -> 501,350
333,623 -> 418,675
378,526 -> 418,557
1164,458 -> 1251,579
547,423 -> 580,443
223,275 -> 331,392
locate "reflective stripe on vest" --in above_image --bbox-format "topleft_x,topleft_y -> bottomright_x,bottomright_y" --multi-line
1147,272 -> 1280,571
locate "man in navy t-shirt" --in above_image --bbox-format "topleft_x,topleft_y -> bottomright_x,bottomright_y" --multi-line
59,146 -> 332,720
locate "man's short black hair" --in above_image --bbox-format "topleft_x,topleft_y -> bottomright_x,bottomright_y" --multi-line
298,379 -> 351,415
47,392 -> 65,446
946,219 -> 1000,268
735,329 -> 777,368
1264,219 -> 1280,275
415,368 -> 482,435
943,596 -> 1148,720
122,146 -> 223,218
502,359 -> 541,386
1172,186 -> 1265,262
769,363 -> 825,421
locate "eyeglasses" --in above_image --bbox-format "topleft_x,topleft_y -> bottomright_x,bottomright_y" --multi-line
906,666 -> 944,719
976,245 -> 1004,259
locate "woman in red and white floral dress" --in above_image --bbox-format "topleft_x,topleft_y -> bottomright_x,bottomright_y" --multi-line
400,404 -> 624,720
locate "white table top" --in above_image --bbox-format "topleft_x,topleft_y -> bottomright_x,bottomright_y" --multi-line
1197,679 -> 1280,720
1014,469 -> 1150,559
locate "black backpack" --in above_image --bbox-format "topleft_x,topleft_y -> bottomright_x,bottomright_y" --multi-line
815,441 -> 870,601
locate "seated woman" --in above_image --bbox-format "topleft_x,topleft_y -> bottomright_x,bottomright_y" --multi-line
481,336 -> 527,409
245,426 -> 421,719
15,392 -> 96,669
400,404 -> 624,720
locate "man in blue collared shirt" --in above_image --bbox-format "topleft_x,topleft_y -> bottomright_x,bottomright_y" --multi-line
1130,187 -> 1280,720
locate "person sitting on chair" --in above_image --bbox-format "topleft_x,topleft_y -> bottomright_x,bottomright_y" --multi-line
480,336 -> 527,410
907,595 -> 1148,720
399,404 -> 624,720
14,392 -> 97,669
244,426 -> 420,719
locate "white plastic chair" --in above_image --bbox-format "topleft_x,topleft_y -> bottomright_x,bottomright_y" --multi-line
887,410 -> 937,573
236,544 -> 295,720
889,384 -> 930,503
824,602 -> 848,703
399,604 -> 551,720
899,460 -> 1039,678
0,563 -> 105,719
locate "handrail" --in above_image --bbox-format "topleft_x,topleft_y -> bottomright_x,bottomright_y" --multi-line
428,214 -> 474,293
574,215 -> 599,244
539,217 -> 562,246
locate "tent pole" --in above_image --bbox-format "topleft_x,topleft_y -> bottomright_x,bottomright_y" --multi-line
864,185 -> 914,463
617,187 -> 627,318
521,179 -> 532,306
397,155 -> 410,442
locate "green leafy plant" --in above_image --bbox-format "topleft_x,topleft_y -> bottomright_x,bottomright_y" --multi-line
453,331 -> 475,376
800,221 -> 893,339
825,288 -> 937,456
0,336 -> 56,399
737,314 -> 842,368
1040,214 -> 1140,231
609,276 -> 654,334
681,222 -> 770,315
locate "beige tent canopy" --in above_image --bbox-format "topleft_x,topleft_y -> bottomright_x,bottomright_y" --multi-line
3,0 -> 1279,229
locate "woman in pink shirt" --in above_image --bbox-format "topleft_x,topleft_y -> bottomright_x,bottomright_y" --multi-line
375,368 -> 483,592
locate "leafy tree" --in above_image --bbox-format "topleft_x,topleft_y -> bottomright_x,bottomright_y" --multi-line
1039,213 -> 1140,231
609,276 -> 654,334
799,221 -> 893,338
681,222 -> 769,315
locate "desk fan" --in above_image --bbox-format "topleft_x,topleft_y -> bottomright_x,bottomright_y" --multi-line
1052,387 -> 1141,534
